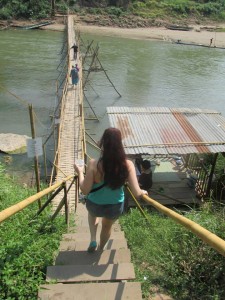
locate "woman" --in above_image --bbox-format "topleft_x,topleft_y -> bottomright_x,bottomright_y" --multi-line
74,127 -> 148,253
70,65 -> 79,87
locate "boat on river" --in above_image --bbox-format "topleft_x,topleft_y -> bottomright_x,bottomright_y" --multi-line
166,24 -> 193,31
12,21 -> 54,30
173,40 -> 225,50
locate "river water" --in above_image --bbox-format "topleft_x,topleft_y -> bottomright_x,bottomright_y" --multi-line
1,29 -> 225,181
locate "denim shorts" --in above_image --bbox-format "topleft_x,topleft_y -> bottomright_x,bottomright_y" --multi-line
86,199 -> 124,220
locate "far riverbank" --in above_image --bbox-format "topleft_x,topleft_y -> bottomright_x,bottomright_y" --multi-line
76,23 -> 225,48
1,16 -> 225,47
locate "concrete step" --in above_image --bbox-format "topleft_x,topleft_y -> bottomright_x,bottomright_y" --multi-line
55,248 -> 131,265
72,222 -> 122,233
62,230 -> 125,241
38,282 -> 142,299
75,215 -> 122,227
59,238 -> 128,251
46,262 -> 136,283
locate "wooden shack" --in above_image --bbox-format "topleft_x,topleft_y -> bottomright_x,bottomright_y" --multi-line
107,107 -> 225,206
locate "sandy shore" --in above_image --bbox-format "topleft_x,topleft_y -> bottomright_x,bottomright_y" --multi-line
3,17 -> 224,48
43,20 -> 225,48
75,23 -> 225,48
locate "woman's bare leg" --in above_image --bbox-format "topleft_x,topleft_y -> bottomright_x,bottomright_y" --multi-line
88,213 -> 99,242
99,217 -> 115,250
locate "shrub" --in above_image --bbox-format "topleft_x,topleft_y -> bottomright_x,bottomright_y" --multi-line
106,6 -> 124,16
0,8 -> 11,19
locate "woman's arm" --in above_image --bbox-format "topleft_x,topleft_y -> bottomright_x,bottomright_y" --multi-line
126,160 -> 148,198
74,159 -> 95,195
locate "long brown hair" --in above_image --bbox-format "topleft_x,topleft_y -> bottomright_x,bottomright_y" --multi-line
98,127 -> 128,189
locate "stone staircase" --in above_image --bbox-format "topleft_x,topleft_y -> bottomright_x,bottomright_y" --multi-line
38,202 -> 142,299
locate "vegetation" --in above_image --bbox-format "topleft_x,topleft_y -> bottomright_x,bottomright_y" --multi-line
0,163 -> 67,299
1,0 -> 225,22
120,206 -> 225,299
0,162 -> 224,299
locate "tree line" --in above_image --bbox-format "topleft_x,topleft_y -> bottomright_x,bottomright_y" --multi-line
0,0 -> 225,20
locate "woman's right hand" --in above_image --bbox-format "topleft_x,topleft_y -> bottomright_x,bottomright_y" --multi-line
74,163 -> 84,174
74,159 -> 85,174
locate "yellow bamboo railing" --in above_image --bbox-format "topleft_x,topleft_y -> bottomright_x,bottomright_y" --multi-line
0,175 -> 73,224
141,194 -> 225,257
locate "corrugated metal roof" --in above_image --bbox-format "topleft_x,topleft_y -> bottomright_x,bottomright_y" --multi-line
107,107 -> 225,156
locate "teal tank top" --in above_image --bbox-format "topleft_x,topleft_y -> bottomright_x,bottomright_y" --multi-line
87,181 -> 124,205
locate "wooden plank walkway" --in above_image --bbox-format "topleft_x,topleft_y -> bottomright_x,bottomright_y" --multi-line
52,15 -> 83,212
38,15 -> 142,299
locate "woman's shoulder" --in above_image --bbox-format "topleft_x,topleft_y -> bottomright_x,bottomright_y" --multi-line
88,158 -> 97,168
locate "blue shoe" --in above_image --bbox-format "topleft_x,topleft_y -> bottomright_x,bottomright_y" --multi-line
87,241 -> 97,253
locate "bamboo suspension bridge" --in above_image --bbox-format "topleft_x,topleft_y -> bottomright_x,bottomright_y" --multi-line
51,16 -> 84,213
38,15 -> 143,299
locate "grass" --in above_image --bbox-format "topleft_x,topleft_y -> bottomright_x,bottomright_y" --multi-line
0,163 -> 67,299
120,204 -> 225,299
1,158 -> 225,299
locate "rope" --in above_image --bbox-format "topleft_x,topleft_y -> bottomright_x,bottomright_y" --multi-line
0,83 -> 56,132
47,158 -> 74,182
33,110 -> 55,131
125,184 -> 151,224
0,84 -> 29,107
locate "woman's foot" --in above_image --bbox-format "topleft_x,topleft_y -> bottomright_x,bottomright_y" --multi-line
87,241 -> 97,253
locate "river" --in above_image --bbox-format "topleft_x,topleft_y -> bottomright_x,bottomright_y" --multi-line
0,29 -> 225,182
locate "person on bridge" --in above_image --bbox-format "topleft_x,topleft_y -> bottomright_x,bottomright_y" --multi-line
70,65 -> 79,87
75,63 -> 80,72
71,43 -> 78,60
74,127 -> 148,253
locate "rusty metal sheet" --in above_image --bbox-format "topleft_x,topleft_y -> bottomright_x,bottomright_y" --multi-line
107,106 -> 225,156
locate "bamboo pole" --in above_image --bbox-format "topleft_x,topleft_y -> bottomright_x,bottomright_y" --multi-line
84,93 -> 99,121
125,184 -> 149,220
83,40 -> 94,65
141,194 -> 225,257
42,144 -> 48,183
83,45 -> 99,88
96,55 -> 121,97
86,140 -> 101,151
85,131 -> 99,146
28,104 -> 41,208
0,175 -> 74,224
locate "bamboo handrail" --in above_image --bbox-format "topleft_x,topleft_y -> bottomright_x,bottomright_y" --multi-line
0,175 -> 74,224
141,194 -> 225,257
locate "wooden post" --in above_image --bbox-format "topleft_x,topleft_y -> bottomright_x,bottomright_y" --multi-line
64,183 -> 69,226
51,0 -> 55,17
206,153 -> 218,197
28,104 -> 41,208
42,144 -> 48,183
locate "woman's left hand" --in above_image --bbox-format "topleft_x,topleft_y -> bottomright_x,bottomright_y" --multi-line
141,190 -> 148,196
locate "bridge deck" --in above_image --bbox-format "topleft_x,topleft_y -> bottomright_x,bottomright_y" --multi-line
52,16 -> 83,212
38,15 -> 142,300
